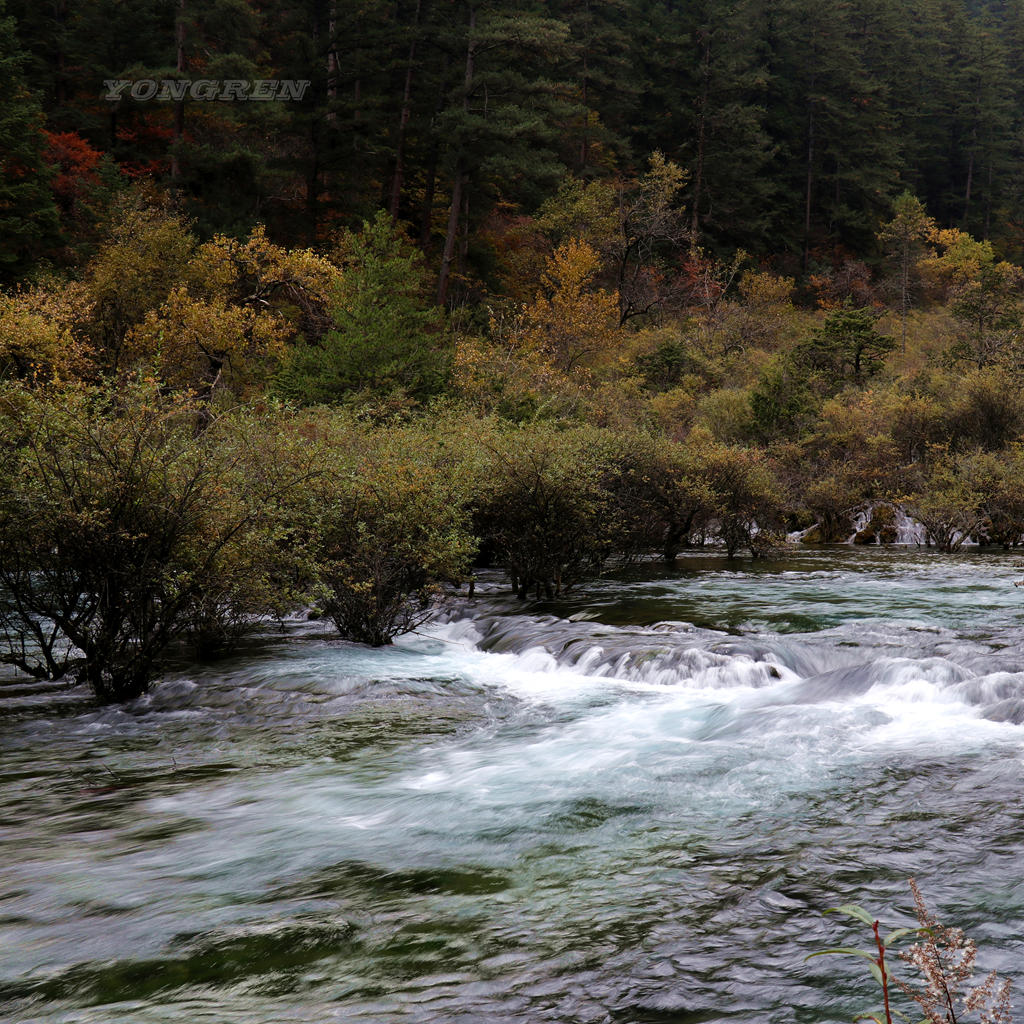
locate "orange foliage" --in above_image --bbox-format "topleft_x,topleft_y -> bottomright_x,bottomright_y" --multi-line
44,131 -> 102,204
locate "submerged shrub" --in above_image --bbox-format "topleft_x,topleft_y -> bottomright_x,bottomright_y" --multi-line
474,424 -> 618,598
301,417 -> 476,645
0,380 -> 313,701
600,433 -> 716,563
907,453 -> 986,552
694,437 -> 787,558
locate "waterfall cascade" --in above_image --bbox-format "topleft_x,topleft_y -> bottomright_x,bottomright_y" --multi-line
845,502 -> 928,545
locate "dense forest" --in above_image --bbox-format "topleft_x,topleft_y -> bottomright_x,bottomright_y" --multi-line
4,0 -> 1024,701
9,0 -> 1024,275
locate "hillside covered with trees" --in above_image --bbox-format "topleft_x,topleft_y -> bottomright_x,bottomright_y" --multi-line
4,0 -> 1024,699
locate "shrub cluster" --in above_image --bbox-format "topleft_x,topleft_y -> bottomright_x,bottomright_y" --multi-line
0,381 -> 788,702
6,195 -> 1024,701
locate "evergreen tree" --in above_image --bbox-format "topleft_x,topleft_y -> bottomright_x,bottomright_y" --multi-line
763,0 -> 901,266
0,2 -> 60,278
548,0 -> 637,174
278,212 -> 448,403
434,1 -> 574,304
878,191 -> 936,351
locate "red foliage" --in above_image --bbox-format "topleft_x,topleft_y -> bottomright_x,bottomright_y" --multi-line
44,130 -> 102,201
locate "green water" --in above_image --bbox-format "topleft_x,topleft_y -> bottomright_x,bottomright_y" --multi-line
2,548 -> 1022,1023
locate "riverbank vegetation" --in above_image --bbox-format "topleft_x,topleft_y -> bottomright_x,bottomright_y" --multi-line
813,881 -> 1013,1024
6,1 -> 1024,698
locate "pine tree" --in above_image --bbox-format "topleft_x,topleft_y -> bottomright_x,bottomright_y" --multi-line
278,212 -> 447,403
548,0 -> 637,174
878,191 -> 936,351
0,2 -> 60,278
763,0 -> 901,267
434,1 -> 574,304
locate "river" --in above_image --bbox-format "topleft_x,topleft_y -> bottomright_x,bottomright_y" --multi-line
2,548 -> 1022,1023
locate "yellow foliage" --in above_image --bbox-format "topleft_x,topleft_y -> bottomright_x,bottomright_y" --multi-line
86,193 -> 196,365
921,226 -> 1017,295
452,331 -> 583,421
126,285 -> 288,396
517,238 -> 621,373
739,270 -> 795,309
189,225 -> 340,344
647,386 -> 698,440
0,283 -> 95,381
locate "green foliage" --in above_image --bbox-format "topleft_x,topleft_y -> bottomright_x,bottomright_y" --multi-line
474,424 -> 619,598
878,193 -> 935,349
599,432 -> 717,563
8,0 -> 1024,268
0,379 -> 313,701
277,213 -> 449,405
945,369 -> 1024,452
796,308 -> 896,384
0,4 -> 60,278
696,437 -> 786,558
750,308 -> 894,441
748,354 -> 821,441
635,336 -> 714,393
968,446 -> 1024,548
299,416 -> 477,646
907,452 -> 986,553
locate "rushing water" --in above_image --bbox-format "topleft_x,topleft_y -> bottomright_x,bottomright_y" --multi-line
2,548 -> 1024,1024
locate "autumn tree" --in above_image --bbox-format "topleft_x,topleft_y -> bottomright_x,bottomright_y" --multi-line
907,451 -> 986,552
517,238 -> 620,373
85,189 -> 196,370
0,282 -> 94,381
696,437 -> 786,557
926,227 -> 1022,368
124,224 -> 339,399
475,424 -> 618,598
602,432 -> 717,562
537,153 -> 690,325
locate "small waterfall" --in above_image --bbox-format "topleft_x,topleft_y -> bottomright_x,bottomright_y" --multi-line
845,502 -> 925,545
786,525 -> 815,543
846,507 -> 871,543
893,505 -> 927,545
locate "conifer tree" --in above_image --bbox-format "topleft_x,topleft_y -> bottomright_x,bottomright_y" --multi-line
0,2 -> 60,278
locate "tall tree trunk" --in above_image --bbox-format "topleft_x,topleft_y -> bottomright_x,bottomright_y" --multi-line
690,28 -> 711,240
963,125 -> 977,228
420,134 -> 439,250
901,245 -> 910,353
457,188 -> 470,278
803,101 -> 815,274
326,2 -> 338,123
55,0 -> 68,107
579,52 -> 589,169
171,0 -> 186,181
437,5 -> 476,305
984,157 -> 993,239
390,0 -> 423,221
419,77 -> 448,250
306,127 -> 321,245
437,163 -> 465,304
